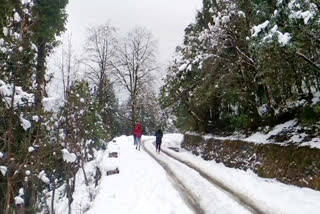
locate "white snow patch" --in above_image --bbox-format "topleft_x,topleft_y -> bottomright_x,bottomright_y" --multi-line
21,0 -> 31,4
238,11 -> 246,18
14,12 -> 21,22
3,27 -> 8,36
62,149 -> 77,163
245,120 -> 297,143
15,196 -> 24,205
277,32 -> 291,46
42,96 -> 65,112
0,166 -> 7,176
38,170 -> 50,184
19,188 -> 24,196
312,92 -> 320,104
290,10 -> 316,24
251,21 -> 269,37
20,116 -> 31,131
178,63 -> 188,71
28,146 -> 35,152
32,116 -> 39,122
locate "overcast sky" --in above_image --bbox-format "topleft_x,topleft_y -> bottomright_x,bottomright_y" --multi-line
49,0 -> 202,99
66,0 -> 202,66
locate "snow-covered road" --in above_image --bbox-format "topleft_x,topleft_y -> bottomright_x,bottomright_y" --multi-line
143,138 -> 254,214
88,136 -> 194,214
70,134 -> 320,214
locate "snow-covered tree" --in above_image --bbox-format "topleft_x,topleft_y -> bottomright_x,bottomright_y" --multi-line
161,0 -> 320,133
112,27 -> 159,130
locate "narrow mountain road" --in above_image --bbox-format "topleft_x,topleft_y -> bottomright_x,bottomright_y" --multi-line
86,135 -> 320,214
143,139 -> 266,214
143,138 -> 256,214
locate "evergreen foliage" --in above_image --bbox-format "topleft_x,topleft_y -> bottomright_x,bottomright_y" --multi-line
161,0 -> 320,134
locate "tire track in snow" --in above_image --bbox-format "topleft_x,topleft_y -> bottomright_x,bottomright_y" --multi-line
147,141 -> 266,214
142,141 -> 205,214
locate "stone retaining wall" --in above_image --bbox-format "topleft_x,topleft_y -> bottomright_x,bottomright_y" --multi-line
182,133 -> 320,190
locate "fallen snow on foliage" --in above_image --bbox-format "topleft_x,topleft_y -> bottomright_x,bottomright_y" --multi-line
178,63 -> 189,71
42,96 -> 65,112
15,196 -> 24,205
14,12 -> 21,22
312,92 -> 320,104
0,166 -> 7,176
61,149 -> 77,163
20,116 -> 31,131
277,31 -> 291,46
32,116 -> 39,122
28,146 -> 35,153
251,20 -> 269,37
3,27 -> 8,36
0,152 -> 3,158
290,9 -> 316,24
245,120 -> 297,143
38,170 -> 50,184
19,188 -> 24,196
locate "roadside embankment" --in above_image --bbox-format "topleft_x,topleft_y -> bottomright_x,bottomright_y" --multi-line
183,133 -> 320,190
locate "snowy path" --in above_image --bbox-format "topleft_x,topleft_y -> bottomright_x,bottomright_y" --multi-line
144,140 -> 264,214
88,136 -> 194,214
143,139 -> 255,214
84,135 -> 320,214
89,136 -> 256,214
153,134 -> 320,214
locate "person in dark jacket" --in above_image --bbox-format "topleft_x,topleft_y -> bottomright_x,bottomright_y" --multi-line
155,129 -> 163,153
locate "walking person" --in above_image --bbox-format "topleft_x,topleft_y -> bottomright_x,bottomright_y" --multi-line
155,129 -> 163,153
134,122 -> 143,150
133,134 -> 137,146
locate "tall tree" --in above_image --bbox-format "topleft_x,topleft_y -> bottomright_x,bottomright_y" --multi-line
32,0 -> 68,112
83,23 -> 119,139
112,27 -> 158,129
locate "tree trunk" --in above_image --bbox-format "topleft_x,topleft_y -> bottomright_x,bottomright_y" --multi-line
5,86 -> 16,214
94,167 -> 101,187
24,179 -> 34,214
51,180 -> 56,214
35,41 -> 47,113
131,95 -> 136,130
81,158 -> 88,186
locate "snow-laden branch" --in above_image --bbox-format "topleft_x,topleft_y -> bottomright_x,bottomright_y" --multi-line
0,80 -> 34,109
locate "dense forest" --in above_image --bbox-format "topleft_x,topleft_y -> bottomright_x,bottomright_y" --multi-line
0,0 -> 320,213
160,0 -> 320,135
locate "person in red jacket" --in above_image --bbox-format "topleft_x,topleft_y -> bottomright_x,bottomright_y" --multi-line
134,122 -> 143,150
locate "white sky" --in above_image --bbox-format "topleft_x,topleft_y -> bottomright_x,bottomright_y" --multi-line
66,0 -> 202,65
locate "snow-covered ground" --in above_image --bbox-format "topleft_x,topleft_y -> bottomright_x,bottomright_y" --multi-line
89,136 -> 193,214
155,134 -> 320,214
197,119 -> 320,149
49,134 -> 320,214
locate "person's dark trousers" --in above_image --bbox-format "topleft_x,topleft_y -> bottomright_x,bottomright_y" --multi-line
156,142 -> 161,153
133,134 -> 137,145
